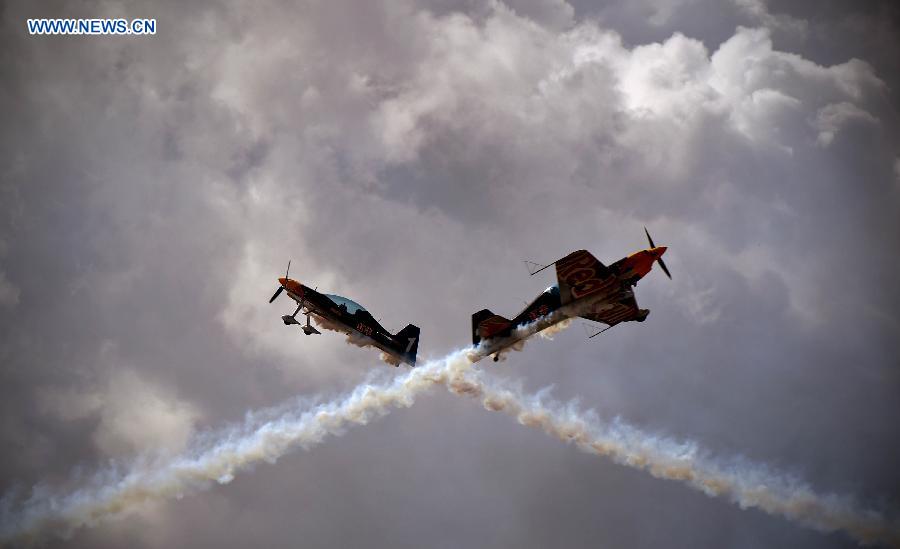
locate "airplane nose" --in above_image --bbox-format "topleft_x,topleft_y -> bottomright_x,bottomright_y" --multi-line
278,278 -> 303,294
655,246 -> 667,257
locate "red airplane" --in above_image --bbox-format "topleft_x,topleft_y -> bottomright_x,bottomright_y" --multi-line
471,228 -> 670,361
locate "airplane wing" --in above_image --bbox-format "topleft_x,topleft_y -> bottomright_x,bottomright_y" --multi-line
555,250 -> 618,304
580,294 -> 646,327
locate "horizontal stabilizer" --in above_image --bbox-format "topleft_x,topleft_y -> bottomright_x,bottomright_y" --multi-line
472,308 -> 512,346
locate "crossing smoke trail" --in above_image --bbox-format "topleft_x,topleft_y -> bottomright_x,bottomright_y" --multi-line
2,322 -> 897,546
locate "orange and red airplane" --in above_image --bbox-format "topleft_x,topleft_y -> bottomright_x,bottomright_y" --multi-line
471,228 -> 670,362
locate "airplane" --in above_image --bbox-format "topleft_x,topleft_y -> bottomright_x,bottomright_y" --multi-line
268,262 -> 420,367
471,228 -> 671,362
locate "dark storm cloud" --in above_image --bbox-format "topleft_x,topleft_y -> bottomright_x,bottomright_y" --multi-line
1,0 -> 898,547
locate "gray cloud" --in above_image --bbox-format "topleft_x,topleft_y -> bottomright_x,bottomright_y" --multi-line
1,0 -> 898,547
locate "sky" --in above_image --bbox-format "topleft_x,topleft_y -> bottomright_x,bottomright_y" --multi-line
1,0 -> 899,547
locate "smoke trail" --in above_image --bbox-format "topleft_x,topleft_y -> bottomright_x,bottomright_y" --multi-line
441,367 -> 900,547
538,318 -> 572,339
0,350 -> 477,545
3,328 -> 897,546
312,314 -> 402,366
484,319 -> 573,362
468,310 -> 573,362
0,315 -> 550,543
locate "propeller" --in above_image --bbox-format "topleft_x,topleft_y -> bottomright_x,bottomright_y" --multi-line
268,286 -> 283,303
644,227 -> 672,279
268,260 -> 291,303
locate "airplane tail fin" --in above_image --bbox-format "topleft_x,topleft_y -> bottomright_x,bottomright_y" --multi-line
394,324 -> 420,366
472,309 -> 512,346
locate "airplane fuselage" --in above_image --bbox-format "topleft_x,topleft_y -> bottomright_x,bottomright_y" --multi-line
472,286 -> 626,361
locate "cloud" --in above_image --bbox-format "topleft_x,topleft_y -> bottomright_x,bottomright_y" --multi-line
813,101 -> 879,147
38,362 -> 200,459
0,0 -> 897,547
0,270 -> 18,309
505,0 -> 575,30
732,0 -> 807,36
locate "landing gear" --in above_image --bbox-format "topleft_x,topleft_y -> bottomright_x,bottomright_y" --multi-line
301,313 -> 321,335
493,354 -> 499,362
282,301 -> 320,335
282,302 -> 304,325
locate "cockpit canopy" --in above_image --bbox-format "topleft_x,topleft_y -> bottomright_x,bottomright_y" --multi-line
325,294 -> 368,315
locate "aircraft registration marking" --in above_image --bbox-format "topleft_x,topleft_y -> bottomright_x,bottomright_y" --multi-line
528,304 -> 550,321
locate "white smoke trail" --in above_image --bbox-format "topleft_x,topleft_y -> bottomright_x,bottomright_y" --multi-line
312,314 -> 401,366
538,318 -> 572,339
447,368 -> 900,547
0,316 -> 550,543
2,334 -> 897,546
468,309 -> 573,362
484,318 -> 573,362
0,350 -> 477,545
